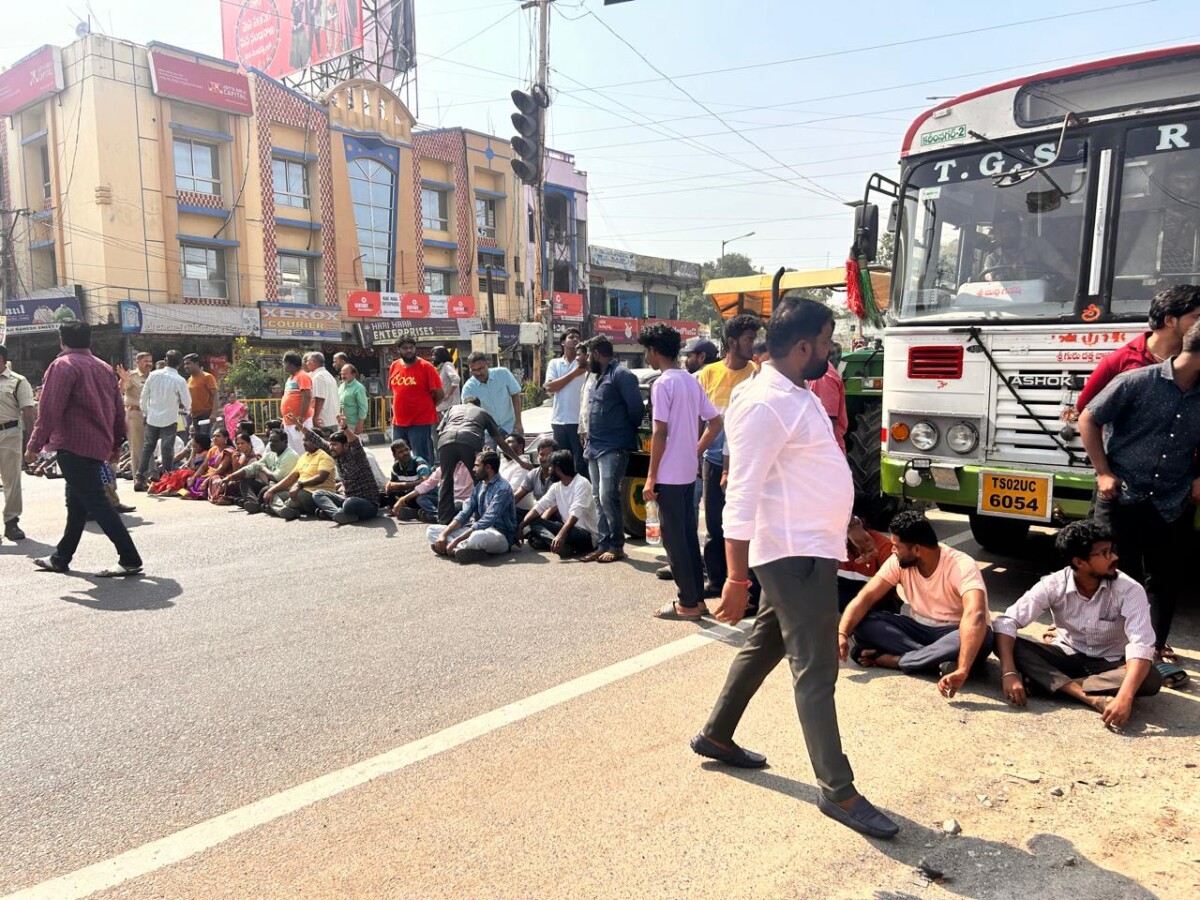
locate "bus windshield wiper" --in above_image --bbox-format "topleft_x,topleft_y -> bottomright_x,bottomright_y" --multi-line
968,114 -> 1081,193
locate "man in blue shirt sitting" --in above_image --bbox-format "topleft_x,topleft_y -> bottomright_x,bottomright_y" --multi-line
427,449 -> 518,564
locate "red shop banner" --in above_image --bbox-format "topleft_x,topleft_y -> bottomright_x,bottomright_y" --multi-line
657,319 -> 702,340
0,45 -> 64,118
592,316 -> 641,343
148,50 -> 252,115
347,290 -> 382,318
551,292 -> 584,321
445,295 -> 477,318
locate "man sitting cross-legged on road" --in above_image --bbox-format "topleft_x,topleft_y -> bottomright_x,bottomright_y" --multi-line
512,437 -> 559,511
993,519 -> 1161,729
838,510 -> 993,698
226,428 -> 297,514
302,416 -> 386,525
262,430 -> 337,521
384,438 -> 432,518
517,450 -> 600,559
427,450 -> 519,564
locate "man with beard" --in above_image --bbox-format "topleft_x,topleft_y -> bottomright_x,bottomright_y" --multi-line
694,296 -> 900,840
387,334 -> 444,465
838,510 -> 992,695
992,520 -> 1160,728
682,337 -> 719,375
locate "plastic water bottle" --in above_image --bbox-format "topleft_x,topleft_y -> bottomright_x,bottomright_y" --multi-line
645,500 -> 662,545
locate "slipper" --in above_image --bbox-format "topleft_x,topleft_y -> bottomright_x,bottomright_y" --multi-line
1155,661 -> 1189,689
653,601 -> 704,621
33,557 -> 70,574
596,550 -> 626,563
97,564 -> 143,578
1159,646 -> 1180,666
580,549 -> 603,562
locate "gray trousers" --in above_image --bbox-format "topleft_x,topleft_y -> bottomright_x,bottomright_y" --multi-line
1013,637 -> 1162,697
703,556 -> 856,803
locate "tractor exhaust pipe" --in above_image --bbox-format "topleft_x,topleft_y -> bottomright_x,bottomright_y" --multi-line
771,267 -> 784,312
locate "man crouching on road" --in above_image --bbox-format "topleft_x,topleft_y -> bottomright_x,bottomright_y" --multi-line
994,519 -> 1160,729
427,450 -> 518,564
838,510 -> 992,697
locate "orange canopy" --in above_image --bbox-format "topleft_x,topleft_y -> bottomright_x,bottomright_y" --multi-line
704,267 -> 891,319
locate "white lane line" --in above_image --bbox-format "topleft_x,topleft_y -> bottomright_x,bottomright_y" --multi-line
941,529 -> 976,548
5,621 -> 749,900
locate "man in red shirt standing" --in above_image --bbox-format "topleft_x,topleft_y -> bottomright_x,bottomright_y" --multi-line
24,322 -> 143,577
1076,285 -> 1200,411
388,333 -> 444,465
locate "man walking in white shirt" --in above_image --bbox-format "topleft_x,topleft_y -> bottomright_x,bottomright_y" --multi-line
134,349 -> 191,490
692,296 -> 899,840
994,519 -> 1160,728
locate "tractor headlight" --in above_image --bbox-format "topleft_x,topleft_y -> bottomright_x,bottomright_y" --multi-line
946,422 -> 979,454
909,420 -> 939,451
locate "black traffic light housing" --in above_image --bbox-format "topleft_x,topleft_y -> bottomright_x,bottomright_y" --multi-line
510,86 -> 549,186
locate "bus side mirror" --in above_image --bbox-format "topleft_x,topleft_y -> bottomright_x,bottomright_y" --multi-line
854,203 -> 880,262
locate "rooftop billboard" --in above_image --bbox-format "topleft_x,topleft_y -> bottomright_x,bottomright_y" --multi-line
220,0 -> 364,80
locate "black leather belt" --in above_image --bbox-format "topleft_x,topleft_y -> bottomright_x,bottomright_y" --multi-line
0,421 -> 18,431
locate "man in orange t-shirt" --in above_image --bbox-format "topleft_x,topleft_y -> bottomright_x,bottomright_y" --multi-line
387,333 -> 444,464
280,351 -> 313,454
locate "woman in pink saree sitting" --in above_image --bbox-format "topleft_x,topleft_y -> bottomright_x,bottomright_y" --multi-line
180,428 -> 234,500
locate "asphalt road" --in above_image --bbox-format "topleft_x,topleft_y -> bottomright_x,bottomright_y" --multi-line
2,462 -> 1197,899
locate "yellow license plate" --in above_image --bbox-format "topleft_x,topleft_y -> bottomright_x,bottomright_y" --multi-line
977,471 -> 1052,522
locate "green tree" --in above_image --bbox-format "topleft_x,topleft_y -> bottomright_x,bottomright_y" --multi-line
876,231 -> 895,269
224,338 -> 289,399
677,251 -> 762,329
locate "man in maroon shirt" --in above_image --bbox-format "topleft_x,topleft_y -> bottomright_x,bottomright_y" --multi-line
1076,285 -> 1200,411
24,322 -> 143,577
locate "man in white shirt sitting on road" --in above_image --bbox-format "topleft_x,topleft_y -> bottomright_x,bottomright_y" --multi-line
993,519 -> 1161,729
517,449 -> 600,559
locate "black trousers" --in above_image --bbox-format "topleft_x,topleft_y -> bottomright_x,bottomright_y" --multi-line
438,441 -> 478,526
658,481 -> 704,609
1094,497 -> 1192,650
701,459 -> 761,603
528,517 -> 595,556
552,423 -> 586,480
54,450 -> 141,568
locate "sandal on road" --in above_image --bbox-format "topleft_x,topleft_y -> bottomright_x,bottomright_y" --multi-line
653,601 -> 705,621
1159,646 -> 1180,665
595,550 -> 626,563
1155,661 -> 1189,689
97,564 -> 143,578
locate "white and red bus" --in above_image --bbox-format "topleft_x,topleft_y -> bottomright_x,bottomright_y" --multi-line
856,44 -> 1200,549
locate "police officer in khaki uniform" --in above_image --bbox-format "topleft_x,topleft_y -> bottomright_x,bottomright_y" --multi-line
116,352 -> 152,473
0,344 -> 37,542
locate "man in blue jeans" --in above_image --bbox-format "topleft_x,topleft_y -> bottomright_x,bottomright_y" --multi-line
581,336 -> 643,563
302,417 -> 384,525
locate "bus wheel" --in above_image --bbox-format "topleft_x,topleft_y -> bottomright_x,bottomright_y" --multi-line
968,513 -> 1030,553
623,476 -> 647,540
847,404 -> 909,530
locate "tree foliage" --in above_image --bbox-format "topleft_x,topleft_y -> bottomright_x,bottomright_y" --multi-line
677,251 -> 761,329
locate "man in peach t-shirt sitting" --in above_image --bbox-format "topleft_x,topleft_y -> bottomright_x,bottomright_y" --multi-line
837,510 -> 992,698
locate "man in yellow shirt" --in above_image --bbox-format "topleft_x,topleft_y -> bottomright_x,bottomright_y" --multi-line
262,431 -> 337,520
696,314 -> 762,594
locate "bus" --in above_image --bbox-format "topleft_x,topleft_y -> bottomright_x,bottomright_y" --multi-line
854,44 -> 1200,550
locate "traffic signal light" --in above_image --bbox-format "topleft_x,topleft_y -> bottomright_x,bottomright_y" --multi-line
510,86 -> 549,186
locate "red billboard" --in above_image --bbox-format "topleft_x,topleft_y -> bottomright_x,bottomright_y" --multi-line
0,45 -> 65,118
220,0 -> 364,81
657,319 -> 702,340
346,291 -> 476,320
592,316 -> 641,343
148,50 -> 252,115
552,292 -> 584,322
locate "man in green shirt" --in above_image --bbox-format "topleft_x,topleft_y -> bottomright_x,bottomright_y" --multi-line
220,428 -> 299,514
339,363 -> 369,434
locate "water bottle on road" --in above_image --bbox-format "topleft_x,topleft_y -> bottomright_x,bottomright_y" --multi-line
645,500 -> 661,545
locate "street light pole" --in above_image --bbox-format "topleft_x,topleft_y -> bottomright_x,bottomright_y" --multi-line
720,230 -> 755,262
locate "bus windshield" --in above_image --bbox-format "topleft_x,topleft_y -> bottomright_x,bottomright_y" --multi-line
894,138 -> 1089,322
1111,117 -> 1200,318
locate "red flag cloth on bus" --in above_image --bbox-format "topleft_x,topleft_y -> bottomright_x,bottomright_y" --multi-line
846,256 -> 866,319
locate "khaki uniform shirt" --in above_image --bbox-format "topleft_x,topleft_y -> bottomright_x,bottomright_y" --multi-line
123,369 -> 147,410
0,365 -> 36,425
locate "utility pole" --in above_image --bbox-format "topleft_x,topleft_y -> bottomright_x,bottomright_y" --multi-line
532,0 -> 552,381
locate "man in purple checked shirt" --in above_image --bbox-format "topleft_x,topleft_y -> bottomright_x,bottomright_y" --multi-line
24,321 -> 143,577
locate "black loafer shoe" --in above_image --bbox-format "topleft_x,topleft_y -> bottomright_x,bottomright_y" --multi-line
689,733 -> 767,768
817,794 -> 900,839
656,564 -> 673,580
5,520 -> 25,541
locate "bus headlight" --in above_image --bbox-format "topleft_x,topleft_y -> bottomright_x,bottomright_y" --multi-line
909,421 -> 939,451
946,423 -> 979,454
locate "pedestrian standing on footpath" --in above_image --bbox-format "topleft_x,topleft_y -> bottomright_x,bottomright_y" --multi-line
581,336 -> 643,564
0,343 -> 36,543
305,351 -> 340,430
116,351 -> 152,476
692,296 -> 899,840
24,322 -> 143,577
134,349 -> 191,491
544,328 -> 588,475
1079,317 -> 1200,689
639,323 -> 723,620
183,354 -> 218,436
462,352 -> 524,437
387,334 -> 444,463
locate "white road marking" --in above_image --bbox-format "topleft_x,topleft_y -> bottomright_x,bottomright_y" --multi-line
5,621 -> 749,900
941,529 -> 976,548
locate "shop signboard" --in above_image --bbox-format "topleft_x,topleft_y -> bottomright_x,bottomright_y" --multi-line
0,45 -> 65,117
591,316 -> 641,344
257,302 -> 342,341
147,49 -> 252,115
361,317 -> 483,347
589,246 -> 635,272
118,301 -> 261,336
3,295 -> 81,335
656,319 -> 702,340
670,260 -> 702,281
347,291 -> 477,319
633,254 -> 670,277
551,292 -> 584,322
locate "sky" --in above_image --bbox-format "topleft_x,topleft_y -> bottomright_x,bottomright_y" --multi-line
4,0 -> 1195,272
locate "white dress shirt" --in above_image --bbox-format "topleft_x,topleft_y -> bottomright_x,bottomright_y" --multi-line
310,367 -> 341,427
723,362 -> 852,567
534,474 -> 600,541
139,368 -> 192,428
993,568 -> 1156,662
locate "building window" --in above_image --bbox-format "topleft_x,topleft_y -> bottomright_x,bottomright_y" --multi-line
277,254 -> 318,305
174,139 -> 220,196
39,144 -> 51,201
272,157 -> 310,209
180,243 -> 227,299
478,275 -> 505,294
424,270 -> 457,294
475,197 -> 498,239
421,188 -> 449,231
350,158 -> 395,290
477,251 -> 505,271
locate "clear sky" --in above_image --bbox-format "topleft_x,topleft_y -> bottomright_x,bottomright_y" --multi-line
4,0 -> 1193,271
